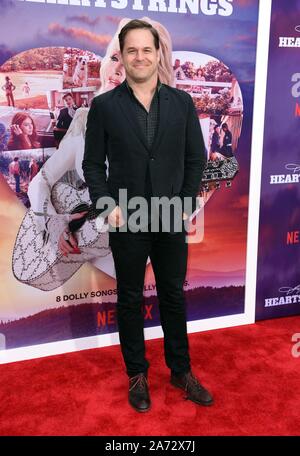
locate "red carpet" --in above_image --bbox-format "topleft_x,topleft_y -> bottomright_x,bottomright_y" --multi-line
0,316 -> 299,436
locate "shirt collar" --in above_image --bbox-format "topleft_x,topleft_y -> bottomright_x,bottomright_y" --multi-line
125,78 -> 162,96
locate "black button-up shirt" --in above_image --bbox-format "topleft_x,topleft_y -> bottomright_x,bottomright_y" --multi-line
125,79 -> 162,149
125,79 -> 162,222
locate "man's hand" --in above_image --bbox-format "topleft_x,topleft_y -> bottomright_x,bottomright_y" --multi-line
108,205 -> 125,228
182,212 -> 189,220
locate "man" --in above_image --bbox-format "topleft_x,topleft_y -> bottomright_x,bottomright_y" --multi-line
83,19 -> 213,412
54,92 -> 77,145
2,76 -> 16,107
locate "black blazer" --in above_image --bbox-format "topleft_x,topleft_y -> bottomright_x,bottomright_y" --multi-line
56,107 -> 76,130
82,80 -> 207,218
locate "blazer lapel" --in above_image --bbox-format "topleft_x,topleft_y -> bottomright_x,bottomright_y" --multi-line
116,81 -> 149,153
150,84 -> 170,156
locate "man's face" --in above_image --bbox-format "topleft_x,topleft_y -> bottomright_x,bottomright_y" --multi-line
65,96 -> 74,108
121,29 -> 160,83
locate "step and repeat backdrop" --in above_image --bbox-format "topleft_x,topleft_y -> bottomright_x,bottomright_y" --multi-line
0,0 -> 260,361
256,0 -> 300,320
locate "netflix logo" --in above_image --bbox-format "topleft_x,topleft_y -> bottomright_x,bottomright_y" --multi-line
97,304 -> 153,328
287,231 -> 300,245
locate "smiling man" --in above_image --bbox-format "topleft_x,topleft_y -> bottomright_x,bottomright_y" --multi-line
82,19 -> 212,413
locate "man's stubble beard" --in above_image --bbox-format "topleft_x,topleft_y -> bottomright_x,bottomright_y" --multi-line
126,63 -> 159,84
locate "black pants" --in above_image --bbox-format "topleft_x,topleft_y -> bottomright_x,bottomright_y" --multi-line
109,220 -> 191,378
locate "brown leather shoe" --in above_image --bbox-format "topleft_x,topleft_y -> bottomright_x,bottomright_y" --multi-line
171,371 -> 214,406
128,373 -> 151,412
